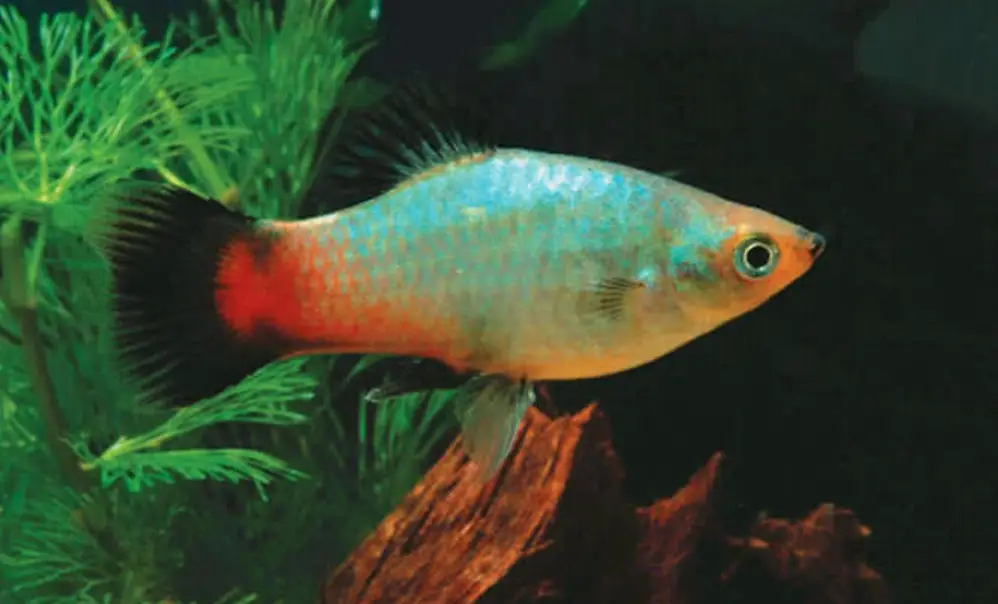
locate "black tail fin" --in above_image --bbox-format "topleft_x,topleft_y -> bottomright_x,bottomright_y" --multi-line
98,188 -> 289,406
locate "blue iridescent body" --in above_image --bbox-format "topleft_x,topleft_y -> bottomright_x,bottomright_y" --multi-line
283,149 -> 743,380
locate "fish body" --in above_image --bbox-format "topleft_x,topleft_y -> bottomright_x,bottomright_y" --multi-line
241,149 -> 818,383
101,87 -> 824,479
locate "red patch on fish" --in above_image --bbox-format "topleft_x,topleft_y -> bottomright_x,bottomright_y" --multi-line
214,235 -> 286,339
211,228 -> 331,345
212,228 -> 418,353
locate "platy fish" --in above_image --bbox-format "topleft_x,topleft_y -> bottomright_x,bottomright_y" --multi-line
100,85 -> 825,480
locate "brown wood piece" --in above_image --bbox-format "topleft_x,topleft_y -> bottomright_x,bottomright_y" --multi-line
322,405 -> 889,604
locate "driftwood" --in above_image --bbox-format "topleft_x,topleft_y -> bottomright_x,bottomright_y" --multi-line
321,404 -> 890,604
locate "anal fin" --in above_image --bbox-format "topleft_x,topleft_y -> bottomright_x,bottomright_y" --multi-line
363,356 -> 467,402
454,374 -> 535,481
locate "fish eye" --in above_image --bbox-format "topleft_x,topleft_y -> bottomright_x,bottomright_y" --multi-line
734,235 -> 780,279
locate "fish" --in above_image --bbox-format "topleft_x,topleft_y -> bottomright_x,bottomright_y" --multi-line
98,83 -> 825,480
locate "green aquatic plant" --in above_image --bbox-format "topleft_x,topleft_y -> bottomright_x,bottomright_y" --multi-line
0,0 -> 594,602
482,0 -> 592,70
0,2 -> 396,602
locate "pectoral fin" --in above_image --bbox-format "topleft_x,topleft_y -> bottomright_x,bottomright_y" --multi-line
576,275 -> 649,326
454,374 -> 535,480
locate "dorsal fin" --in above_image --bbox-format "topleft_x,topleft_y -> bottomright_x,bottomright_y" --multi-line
303,74 -> 504,214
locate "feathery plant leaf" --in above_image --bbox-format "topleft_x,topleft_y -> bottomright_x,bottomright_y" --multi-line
0,487 -> 119,603
0,7 -> 249,234
179,0 -> 373,219
77,359 -> 316,497
1,476 -> 195,603
87,448 -> 308,496
482,0 -> 594,69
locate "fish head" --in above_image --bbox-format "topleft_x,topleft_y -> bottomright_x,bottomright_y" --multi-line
664,200 -> 825,327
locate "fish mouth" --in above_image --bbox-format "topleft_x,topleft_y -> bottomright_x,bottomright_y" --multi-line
798,228 -> 826,260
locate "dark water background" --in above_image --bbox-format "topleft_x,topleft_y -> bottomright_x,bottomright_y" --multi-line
13,0 -> 998,602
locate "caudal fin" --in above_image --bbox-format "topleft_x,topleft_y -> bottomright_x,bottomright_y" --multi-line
99,188 -> 294,406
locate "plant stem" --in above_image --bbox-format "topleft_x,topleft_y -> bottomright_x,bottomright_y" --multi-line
0,324 -> 22,346
0,215 -> 88,492
0,214 -> 128,564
